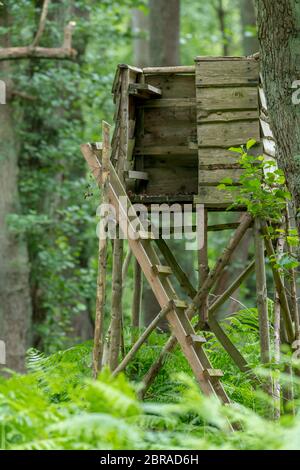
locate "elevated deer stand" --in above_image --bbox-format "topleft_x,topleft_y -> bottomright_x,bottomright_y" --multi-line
81,56 -> 297,405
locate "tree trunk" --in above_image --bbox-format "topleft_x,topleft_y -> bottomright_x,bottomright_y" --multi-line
0,7 -> 32,372
215,0 -> 229,56
255,0 -> 300,237
240,0 -> 259,55
149,0 -> 180,66
132,9 -> 149,67
142,0 -> 181,328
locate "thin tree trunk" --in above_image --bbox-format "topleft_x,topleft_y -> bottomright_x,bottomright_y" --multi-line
131,259 -> 142,344
240,0 -> 259,55
215,0 -> 229,55
254,218 -> 271,364
132,9 -> 149,67
149,0 -> 180,66
273,236 -> 284,419
285,206 -> 300,339
198,206 -> 209,326
142,0 -> 180,330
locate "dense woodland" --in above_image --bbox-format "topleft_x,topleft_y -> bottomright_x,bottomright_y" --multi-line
0,0 -> 300,452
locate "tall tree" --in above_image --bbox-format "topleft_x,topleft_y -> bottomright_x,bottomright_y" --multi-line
0,6 -> 33,372
240,0 -> 259,55
214,0 -> 229,56
255,0 -> 300,237
142,0 -> 181,328
132,8 -> 149,67
149,0 -> 180,66
0,0 -> 80,367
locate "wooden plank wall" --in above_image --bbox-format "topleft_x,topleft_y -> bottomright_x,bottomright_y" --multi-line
194,57 -> 261,208
133,70 -> 198,198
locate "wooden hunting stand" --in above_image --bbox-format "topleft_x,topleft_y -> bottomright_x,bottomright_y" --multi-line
81,56 -> 298,404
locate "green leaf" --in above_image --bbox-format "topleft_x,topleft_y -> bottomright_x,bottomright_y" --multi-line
220,177 -> 233,185
246,139 -> 257,150
229,146 -> 243,154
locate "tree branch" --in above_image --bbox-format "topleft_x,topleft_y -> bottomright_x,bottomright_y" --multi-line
0,21 -> 77,61
31,0 -> 50,48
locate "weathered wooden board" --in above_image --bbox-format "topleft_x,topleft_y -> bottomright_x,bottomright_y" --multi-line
146,74 -> 196,99
139,125 -> 197,147
194,187 -> 240,208
143,154 -> 198,169
260,118 -> 274,139
196,86 -> 258,111
194,57 -> 260,207
194,145 -> 262,164
128,83 -> 162,99
259,86 -> 268,112
197,120 -> 260,147
143,66 -> 195,74
263,138 -> 276,157
144,164 -> 198,195
195,58 -> 259,87
144,105 -> 196,125
197,109 -> 259,123
141,98 -> 196,109
198,169 -> 244,186
135,146 -> 197,156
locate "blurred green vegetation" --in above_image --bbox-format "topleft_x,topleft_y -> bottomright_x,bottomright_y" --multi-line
0,339 -> 299,450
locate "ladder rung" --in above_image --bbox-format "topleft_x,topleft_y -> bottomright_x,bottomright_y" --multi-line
171,299 -> 188,309
138,230 -> 155,240
203,369 -> 224,379
152,264 -> 173,276
186,334 -> 207,346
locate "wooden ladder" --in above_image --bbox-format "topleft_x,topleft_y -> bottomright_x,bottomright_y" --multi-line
81,143 -> 230,405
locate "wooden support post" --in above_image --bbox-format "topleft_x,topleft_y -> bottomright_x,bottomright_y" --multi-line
131,259 -> 143,344
139,214 -> 254,394
139,254 -> 256,398
208,260 -> 255,316
108,236 -> 124,371
113,302 -> 172,377
254,218 -> 271,364
103,247 -> 132,364
92,121 -> 111,379
273,236 -> 284,419
185,212 -> 253,320
262,221 -> 294,344
155,239 -> 196,299
120,247 -> 132,359
118,68 -> 129,176
198,205 -> 209,325
138,335 -> 177,399
207,260 -> 256,376
285,206 -> 300,340
122,248 -> 132,283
